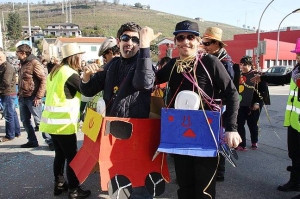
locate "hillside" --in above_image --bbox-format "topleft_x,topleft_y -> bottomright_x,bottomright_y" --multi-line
0,1 -> 253,40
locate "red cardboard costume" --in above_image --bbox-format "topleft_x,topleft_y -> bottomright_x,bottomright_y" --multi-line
70,108 -> 170,198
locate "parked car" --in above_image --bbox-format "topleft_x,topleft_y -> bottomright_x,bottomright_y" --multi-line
264,66 -> 293,76
264,66 -> 293,85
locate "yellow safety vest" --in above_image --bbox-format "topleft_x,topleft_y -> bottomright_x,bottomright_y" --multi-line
39,65 -> 81,135
284,79 -> 300,132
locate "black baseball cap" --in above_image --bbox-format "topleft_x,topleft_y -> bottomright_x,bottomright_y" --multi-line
173,20 -> 200,36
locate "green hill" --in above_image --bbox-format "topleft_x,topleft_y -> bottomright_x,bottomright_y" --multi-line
1,1 -> 253,40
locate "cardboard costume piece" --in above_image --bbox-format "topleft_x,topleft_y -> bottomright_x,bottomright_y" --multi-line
158,108 -> 221,157
70,109 -> 170,197
239,71 -> 256,106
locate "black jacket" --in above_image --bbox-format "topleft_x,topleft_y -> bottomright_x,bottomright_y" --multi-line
0,61 -> 17,95
156,54 -> 239,132
80,49 -> 155,118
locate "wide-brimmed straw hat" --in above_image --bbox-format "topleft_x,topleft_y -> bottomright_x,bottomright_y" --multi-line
202,27 -> 227,47
62,43 -> 85,59
291,38 -> 300,53
98,36 -> 117,57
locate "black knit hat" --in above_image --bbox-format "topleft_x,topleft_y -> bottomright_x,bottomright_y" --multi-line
240,56 -> 253,66
173,20 -> 200,36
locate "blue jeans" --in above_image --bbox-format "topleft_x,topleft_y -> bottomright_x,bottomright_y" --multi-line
42,132 -> 53,145
19,96 -> 42,145
1,95 -> 20,139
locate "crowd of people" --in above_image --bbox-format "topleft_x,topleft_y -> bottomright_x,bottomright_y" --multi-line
0,20 -> 299,199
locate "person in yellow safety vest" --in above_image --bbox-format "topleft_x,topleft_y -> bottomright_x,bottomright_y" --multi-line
251,38 -> 300,199
39,43 -> 91,199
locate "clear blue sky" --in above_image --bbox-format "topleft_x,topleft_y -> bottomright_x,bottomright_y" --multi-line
7,0 -> 300,31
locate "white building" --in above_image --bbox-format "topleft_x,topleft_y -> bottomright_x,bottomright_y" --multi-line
43,23 -> 82,37
53,37 -> 107,61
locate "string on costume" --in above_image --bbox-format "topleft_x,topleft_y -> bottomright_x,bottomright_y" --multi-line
170,52 -> 222,199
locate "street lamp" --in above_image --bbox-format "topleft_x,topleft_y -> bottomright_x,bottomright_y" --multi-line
256,0 -> 275,71
276,8 -> 300,65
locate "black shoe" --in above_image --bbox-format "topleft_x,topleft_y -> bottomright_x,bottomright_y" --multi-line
278,180 -> 300,192
54,182 -> 68,196
216,175 -> 225,182
35,126 -> 39,132
69,187 -> 91,199
48,143 -> 55,151
21,142 -> 39,148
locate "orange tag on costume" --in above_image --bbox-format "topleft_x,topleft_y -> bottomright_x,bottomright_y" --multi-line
82,108 -> 103,142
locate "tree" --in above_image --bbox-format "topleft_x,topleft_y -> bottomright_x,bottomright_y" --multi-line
134,2 -> 142,8
6,12 -> 22,40
113,0 -> 120,5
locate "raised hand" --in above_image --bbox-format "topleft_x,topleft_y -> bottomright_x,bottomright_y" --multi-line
82,63 -> 103,82
139,27 -> 162,48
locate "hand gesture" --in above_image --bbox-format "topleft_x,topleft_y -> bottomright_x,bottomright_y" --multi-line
33,97 -> 42,107
250,74 -> 261,84
139,27 -> 162,48
82,63 -> 103,82
224,131 -> 242,148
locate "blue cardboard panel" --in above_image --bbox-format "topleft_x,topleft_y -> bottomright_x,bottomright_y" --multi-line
158,108 -> 220,157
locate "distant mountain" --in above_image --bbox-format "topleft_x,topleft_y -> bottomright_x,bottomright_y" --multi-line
1,1 -> 253,39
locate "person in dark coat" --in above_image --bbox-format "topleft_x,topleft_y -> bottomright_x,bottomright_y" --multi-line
80,22 -> 161,199
236,56 -> 270,151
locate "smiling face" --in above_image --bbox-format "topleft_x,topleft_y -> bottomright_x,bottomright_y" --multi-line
174,32 -> 200,59
117,31 -> 140,59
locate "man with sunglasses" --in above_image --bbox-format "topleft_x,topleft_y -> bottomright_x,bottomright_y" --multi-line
156,20 -> 241,199
80,22 -> 161,199
98,36 -> 120,66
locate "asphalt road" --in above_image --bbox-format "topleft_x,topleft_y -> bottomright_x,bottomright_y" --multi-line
0,85 -> 298,199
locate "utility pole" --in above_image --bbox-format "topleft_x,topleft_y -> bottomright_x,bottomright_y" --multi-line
0,18 -> 3,49
65,0 -> 68,23
62,0 -> 64,14
69,1 -> 72,23
27,0 -> 32,48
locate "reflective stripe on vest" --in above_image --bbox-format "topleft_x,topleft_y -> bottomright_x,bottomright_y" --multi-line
41,117 -> 78,125
286,105 -> 300,114
44,105 -> 78,113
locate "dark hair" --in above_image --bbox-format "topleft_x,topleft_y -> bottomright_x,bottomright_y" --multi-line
50,54 -> 81,80
117,22 -> 142,39
159,56 -> 171,66
17,44 -> 32,57
240,56 -> 254,66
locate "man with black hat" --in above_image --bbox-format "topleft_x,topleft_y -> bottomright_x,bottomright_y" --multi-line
156,20 -> 241,199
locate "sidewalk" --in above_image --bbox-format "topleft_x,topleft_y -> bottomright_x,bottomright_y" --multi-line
0,85 -> 298,199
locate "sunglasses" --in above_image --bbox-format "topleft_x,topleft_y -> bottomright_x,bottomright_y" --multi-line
120,34 -> 140,44
202,41 -> 216,46
175,34 -> 196,42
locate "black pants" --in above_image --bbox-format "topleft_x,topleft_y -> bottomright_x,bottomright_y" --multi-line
50,134 -> 79,189
237,106 -> 261,147
288,126 -> 300,173
174,154 -> 218,199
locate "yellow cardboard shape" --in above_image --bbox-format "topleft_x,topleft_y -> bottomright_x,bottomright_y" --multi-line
82,108 -> 103,142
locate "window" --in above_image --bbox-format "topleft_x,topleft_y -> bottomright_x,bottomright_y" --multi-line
52,26 -> 55,28
72,32 -> 76,36
91,46 -> 97,52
